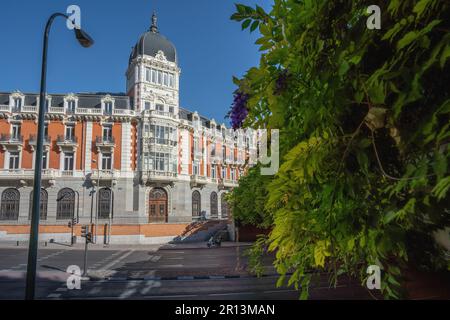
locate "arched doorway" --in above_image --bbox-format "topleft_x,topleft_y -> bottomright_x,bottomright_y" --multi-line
0,188 -> 20,221
221,193 -> 229,219
210,192 -> 218,218
192,191 -> 201,218
149,188 -> 168,223
56,188 -> 75,220
98,188 -> 113,219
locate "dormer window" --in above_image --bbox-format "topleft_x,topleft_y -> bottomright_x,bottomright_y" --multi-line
13,98 -> 22,110
11,94 -> 24,112
104,101 -> 113,115
67,100 -> 76,113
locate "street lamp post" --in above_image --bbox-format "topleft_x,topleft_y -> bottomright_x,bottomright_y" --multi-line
25,13 -> 94,300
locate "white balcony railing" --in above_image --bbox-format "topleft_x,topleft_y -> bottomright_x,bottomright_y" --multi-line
0,169 -> 59,179
190,175 -> 208,185
143,110 -> 178,120
0,105 -> 10,112
91,169 -> 119,179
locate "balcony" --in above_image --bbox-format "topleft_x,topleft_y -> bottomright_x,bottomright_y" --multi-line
142,170 -> 178,184
95,136 -> 116,152
29,134 -> 51,151
143,109 -> 177,120
48,106 -> 65,114
0,105 -> 10,112
145,137 -> 177,147
56,135 -> 78,151
224,156 -> 235,165
91,169 -> 119,180
211,153 -> 222,164
190,175 -> 207,188
74,107 -> 103,116
0,169 -> 58,181
0,134 -> 23,150
223,179 -> 239,188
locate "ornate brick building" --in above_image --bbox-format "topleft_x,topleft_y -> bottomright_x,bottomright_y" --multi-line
0,13 -> 255,244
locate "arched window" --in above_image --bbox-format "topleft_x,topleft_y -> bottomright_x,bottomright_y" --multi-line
56,188 -> 75,220
29,189 -> 48,220
98,188 -> 112,219
0,188 -> 20,221
192,191 -> 201,217
221,193 -> 229,219
210,192 -> 218,218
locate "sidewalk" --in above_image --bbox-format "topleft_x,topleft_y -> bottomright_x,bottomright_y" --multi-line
0,241 -> 254,251
160,241 -> 253,250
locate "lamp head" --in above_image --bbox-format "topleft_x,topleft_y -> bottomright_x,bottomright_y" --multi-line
74,28 -> 94,48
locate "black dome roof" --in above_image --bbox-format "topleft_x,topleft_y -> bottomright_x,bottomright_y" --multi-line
129,13 -> 177,64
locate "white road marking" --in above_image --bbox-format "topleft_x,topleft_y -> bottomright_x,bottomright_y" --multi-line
159,264 -> 183,268
209,292 -> 255,296
263,289 -> 297,294
97,250 -> 135,272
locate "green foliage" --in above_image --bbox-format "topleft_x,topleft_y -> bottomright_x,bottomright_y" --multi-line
230,0 -> 450,299
228,165 -> 273,228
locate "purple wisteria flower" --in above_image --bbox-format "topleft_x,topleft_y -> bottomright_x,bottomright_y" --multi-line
230,91 -> 249,129
274,69 -> 291,95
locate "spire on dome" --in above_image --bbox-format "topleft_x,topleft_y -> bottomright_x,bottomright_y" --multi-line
150,11 -> 158,33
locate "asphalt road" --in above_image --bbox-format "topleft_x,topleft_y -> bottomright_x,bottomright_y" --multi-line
0,244 -> 375,300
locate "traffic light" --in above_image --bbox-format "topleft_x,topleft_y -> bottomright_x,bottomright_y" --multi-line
81,225 -> 89,238
86,232 -> 93,243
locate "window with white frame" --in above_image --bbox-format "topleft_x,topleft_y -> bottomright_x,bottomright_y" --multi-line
222,145 -> 226,160
9,152 -> 20,170
149,125 -> 171,144
145,68 -> 151,82
155,104 -> 164,112
193,162 -> 199,175
102,153 -> 112,170
211,165 -> 216,179
104,101 -> 113,114
151,69 -> 157,83
169,74 -> 174,88
144,101 -> 151,110
42,151 -> 48,170
63,152 -> 74,171
13,97 -> 22,110
103,124 -> 112,140
11,124 -> 21,140
149,152 -> 170,171
65,124 -> 75,140
157,71 -> 163,85
221,167 -> 227,180
231,169 -> 235,181
67,100 -> 76,113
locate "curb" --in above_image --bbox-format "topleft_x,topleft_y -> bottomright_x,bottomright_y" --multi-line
102,273 -> 290,282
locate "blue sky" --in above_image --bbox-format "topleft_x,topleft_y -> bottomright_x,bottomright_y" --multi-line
0,0 -> 271,123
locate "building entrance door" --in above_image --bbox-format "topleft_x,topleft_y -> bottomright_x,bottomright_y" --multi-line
149,188 -> 168,223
